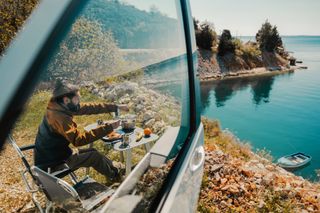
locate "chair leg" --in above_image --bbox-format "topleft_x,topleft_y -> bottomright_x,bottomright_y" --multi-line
69,172 -> 79,184
45,200 -> 53,213
32,193 -> 44,213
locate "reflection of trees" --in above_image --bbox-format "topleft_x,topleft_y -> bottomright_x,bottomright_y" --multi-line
214,78 -> 250,107
250,76 -> 274,105
200,74 -> 295,109
200,82 -> 215,110
214,82 -> 235,107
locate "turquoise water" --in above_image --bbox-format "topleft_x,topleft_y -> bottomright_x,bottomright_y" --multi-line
200,36 -> 320,180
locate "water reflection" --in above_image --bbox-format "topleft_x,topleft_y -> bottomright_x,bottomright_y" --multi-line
250,77 -> 274,104
201,73 -> 294,109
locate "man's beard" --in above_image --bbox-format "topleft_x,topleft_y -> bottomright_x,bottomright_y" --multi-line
67,102 -> 80,112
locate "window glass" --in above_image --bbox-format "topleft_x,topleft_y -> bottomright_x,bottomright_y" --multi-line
11,0 -> 190,205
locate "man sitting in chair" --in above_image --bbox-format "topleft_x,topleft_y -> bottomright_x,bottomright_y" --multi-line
34,80 -> 128,181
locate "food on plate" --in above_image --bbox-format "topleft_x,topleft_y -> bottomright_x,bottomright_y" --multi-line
107,131 -> 122,140
136,132 -> 143,142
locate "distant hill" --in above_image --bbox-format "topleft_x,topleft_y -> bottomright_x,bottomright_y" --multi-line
83,0 -> 179,49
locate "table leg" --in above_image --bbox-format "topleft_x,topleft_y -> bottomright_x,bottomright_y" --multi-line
144,143 -> 151,152
86,142 -> 94,175
125,149 -> 132,177
120,151 -> 124,163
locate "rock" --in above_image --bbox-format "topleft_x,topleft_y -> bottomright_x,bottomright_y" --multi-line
265,164 -> 274,171
92,88 -> 99,94
154,114 -> 162,122
104,91 -> 116,101
220,178 -> 228,185
254,173 -> 262,179
98,91 -> 104,98
241,168 -> 254,177
307,206 -> 314,212
135,104 -> 144,112
258,200 -> 265,208
145,119 -> 155,128
112,82 -> 137,98
228,184 -> 239,194
209,164 -> 223,173
136,95 -> 146,104
214,150 -> 224,156
256,163 -> 265,170
249,183 -> 256,190
262,173 -> 274,185
143,111 -> 154,122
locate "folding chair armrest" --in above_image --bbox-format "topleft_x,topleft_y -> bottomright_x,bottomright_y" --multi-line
20,144 -> 35,151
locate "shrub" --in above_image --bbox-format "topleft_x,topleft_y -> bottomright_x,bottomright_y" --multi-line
234,38 -> 261,58
194,19 -> 218,51
218,29 -> 236,56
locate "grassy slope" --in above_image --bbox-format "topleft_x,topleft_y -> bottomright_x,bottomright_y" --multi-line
199,118 -> 320,212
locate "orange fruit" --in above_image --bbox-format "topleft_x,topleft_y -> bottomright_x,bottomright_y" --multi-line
144,128 -> 152,136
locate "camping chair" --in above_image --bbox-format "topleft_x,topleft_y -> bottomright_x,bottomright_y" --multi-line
7,135 -> 114,212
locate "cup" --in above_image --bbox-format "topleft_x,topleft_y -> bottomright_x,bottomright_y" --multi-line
123,134 -> 130,147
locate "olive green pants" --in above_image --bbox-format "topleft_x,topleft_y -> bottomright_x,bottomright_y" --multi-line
66,148 -> 118,180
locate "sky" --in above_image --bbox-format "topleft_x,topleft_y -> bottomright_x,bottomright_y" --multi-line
190,0 -> 320,36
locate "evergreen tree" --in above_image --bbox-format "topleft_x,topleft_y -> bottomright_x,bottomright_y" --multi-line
218,29 -> 235,56
256,20 -> 283,53
194,20 -> 218,51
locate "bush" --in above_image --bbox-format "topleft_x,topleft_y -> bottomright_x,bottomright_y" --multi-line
218,29 -> 236,56
234,38 -> 261,58
194,19 -> 218,51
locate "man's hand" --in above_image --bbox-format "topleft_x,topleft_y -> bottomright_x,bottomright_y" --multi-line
106,120 -> 121,129
118,104 -> 129,112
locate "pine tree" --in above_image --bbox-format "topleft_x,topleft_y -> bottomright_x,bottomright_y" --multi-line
194,20 -> 218,51
218,29 -> 235,56
256,20 -> 283,53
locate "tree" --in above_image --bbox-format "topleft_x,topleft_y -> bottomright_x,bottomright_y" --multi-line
256,20 -> 283,53
45,18 -> 126,82
194,20 -> 218,51
218,29 -> 235,56
193,18 -> 199,31
0,0 -> 39,56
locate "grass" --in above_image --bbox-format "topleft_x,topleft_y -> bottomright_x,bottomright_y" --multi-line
103,68 -> 144,84
202,117 -> 252,161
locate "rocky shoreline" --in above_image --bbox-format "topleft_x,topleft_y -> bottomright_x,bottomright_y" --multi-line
199,66 -> 295,82
197,49 -> 306,82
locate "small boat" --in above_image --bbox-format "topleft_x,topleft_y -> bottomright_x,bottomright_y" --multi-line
277,152 -> 311,169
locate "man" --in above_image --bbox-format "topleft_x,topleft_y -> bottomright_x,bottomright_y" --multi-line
34,81 -> 128,181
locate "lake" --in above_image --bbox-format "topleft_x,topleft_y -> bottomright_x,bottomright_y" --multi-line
200,36 -> 320,180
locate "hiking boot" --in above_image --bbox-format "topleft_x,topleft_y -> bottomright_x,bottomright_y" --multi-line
109,162 -> 125,183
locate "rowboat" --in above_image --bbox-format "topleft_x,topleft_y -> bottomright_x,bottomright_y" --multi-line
277,152 -> 311,169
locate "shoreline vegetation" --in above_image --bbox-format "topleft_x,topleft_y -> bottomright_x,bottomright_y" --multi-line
194,19 -> 307,82
198,50 -> 306,82
200,118 -> 320,212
